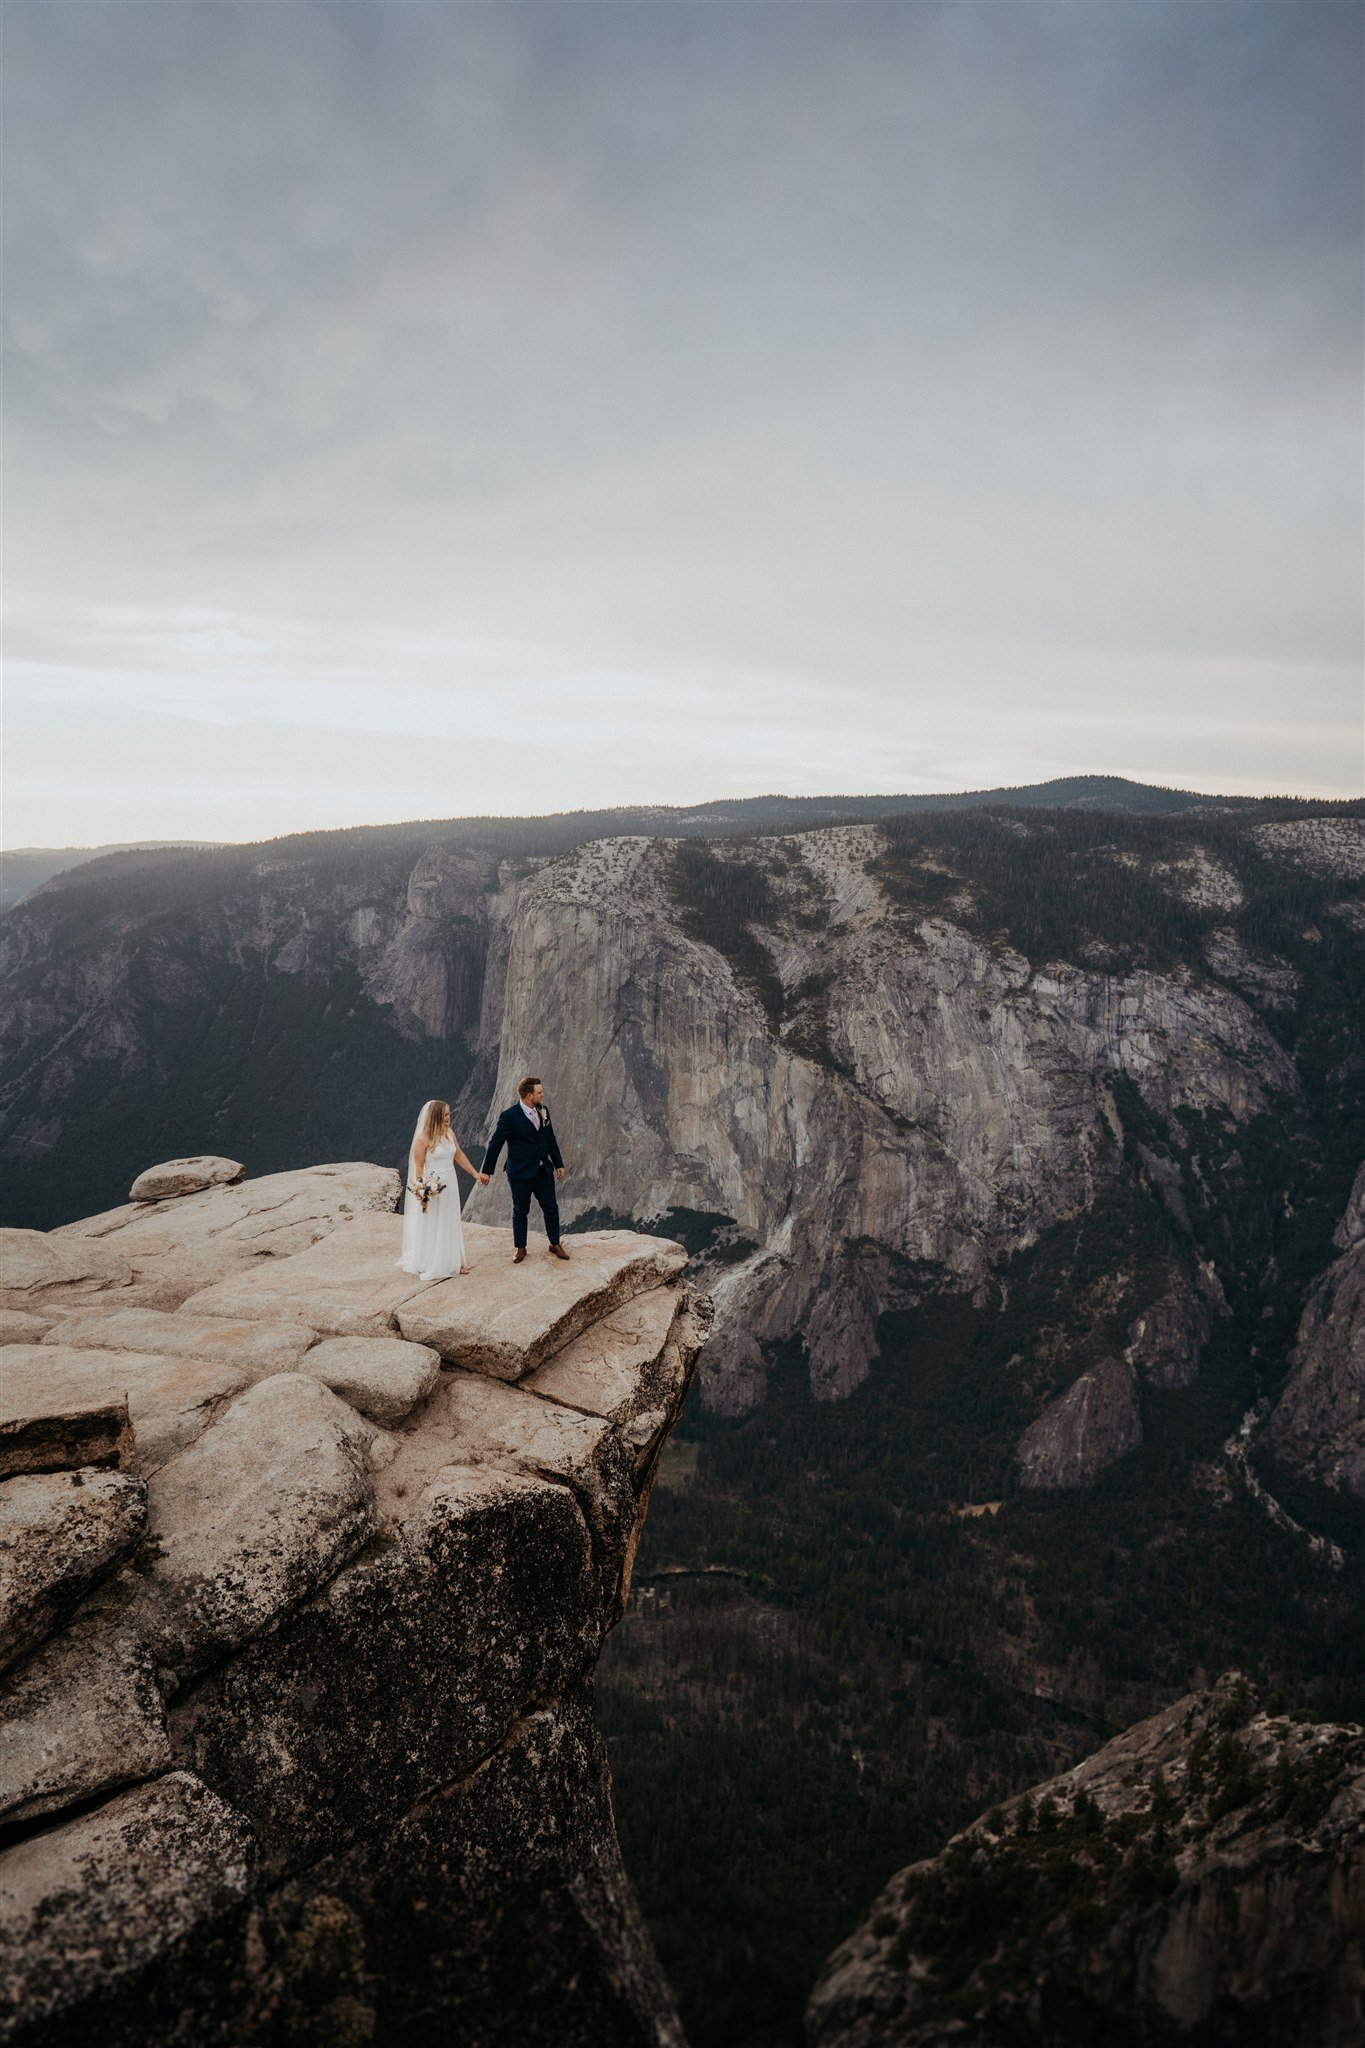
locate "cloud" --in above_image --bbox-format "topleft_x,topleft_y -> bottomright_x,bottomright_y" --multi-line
3,0 -> 1361,842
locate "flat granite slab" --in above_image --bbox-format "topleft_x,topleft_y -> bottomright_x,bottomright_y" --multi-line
0,1619 -> 171,1827
523,1284 -> 684,1423
0,1230 -> 133,1315
50,1163 -> 400,1311
41,1306 -> 318,1376
179,1211 -> 430,1335
397,1229 -> 689,1378
179,1214 -> 687,1382
0,1379 -> 132,1483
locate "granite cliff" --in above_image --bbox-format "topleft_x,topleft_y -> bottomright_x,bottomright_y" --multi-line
0,1155 -> 709,2046
1266,1160 -> 1365,1499
806,1672 -> 1365,2048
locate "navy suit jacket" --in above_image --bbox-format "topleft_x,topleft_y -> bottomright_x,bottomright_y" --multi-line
480,1102 -> 564,1184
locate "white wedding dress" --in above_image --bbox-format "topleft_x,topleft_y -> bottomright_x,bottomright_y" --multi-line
398,1134 -> 467,1282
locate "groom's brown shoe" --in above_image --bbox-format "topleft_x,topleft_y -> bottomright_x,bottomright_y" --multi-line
548,1243 -> 570,1261
513,1248 -> 527,1264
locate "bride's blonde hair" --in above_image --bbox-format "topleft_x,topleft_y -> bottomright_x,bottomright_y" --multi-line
418,1099 -> 451,1147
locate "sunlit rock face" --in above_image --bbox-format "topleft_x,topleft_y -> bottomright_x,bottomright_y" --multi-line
0,1161 -> 708,2048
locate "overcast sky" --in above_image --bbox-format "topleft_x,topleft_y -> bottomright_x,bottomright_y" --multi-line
4,1 -> 1362,847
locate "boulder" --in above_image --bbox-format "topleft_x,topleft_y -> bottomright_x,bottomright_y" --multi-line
374,1372 -> 634,1617
397,1228 -> 689,1378
0,1470 -> 146,1673
0,1618 -> 170,1826
297,1334 -> 441,1424
129,1156 -> 245,1202
131,1374 -> 376,1685
1015,1355 -> 1143,1490
41,1305 -> 318,1375
0,1772 -> 253,2043
169,1462 -> 603,1876
52,1162 -> 400,1311
0,1375 -> 132,1482
1,1346 -> 253,1478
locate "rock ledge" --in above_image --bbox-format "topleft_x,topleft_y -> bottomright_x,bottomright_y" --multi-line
0,1161 -> 708,2048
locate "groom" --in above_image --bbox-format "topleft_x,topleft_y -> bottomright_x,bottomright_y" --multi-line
480,1075 -> 570,1264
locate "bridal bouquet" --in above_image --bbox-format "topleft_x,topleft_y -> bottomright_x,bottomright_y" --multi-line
407,1174 -> 447,1212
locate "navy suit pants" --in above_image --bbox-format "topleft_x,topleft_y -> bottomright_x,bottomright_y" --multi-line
511,1166 -> 560,1249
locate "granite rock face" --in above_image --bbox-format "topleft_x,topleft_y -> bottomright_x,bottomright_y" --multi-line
1014,1355 -> 1143,1490
455,829 -> 1298,1410
0,1470 -> 146,1673
0,1163 -> 708,2048
1122,1267 -> 1219,1391
808,1674 -> 1365,2048
1265,1161 -> 1365,1497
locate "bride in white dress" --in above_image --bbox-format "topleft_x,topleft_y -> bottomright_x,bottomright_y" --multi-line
398,1098 -> 488,1282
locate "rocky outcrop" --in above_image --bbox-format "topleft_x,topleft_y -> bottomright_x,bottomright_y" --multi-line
1252,816 -> 1365,881
807,1674 -> 1365,2048
1014,1355 -> 1143,1490
1123,1265 -> 1220,1391
0,1161 -> 709,2047
1265,1163 -> 1365,1497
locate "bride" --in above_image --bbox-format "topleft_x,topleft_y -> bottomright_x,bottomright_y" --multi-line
398,1099 -> 489,1282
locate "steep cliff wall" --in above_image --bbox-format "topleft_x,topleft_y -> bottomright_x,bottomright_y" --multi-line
0,1160 -> 709,2046
458,825 -> 1298,1409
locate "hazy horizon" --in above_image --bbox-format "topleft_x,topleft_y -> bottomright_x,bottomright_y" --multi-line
5,1 -> 1362,844
6,768 -> 1363,859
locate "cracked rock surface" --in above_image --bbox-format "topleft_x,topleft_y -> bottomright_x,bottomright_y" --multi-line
0,1159 -> 708,2048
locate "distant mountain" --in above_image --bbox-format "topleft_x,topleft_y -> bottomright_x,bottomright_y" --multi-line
0,841 -> 219,913
0,775 -> 1295,917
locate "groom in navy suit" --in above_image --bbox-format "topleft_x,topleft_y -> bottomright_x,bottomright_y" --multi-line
480,1075 -> 570,1264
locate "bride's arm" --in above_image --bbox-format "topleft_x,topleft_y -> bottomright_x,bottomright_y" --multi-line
411,1136 -> 427,1178
452,1139 -> 490,1185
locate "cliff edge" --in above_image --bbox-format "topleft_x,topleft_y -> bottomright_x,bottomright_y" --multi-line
0,1158 -> 711,2047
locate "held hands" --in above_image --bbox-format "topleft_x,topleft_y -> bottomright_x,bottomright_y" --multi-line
477,1172 -> 491,1185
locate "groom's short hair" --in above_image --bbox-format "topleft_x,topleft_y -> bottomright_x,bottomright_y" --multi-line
518,1075 -> 541,1100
